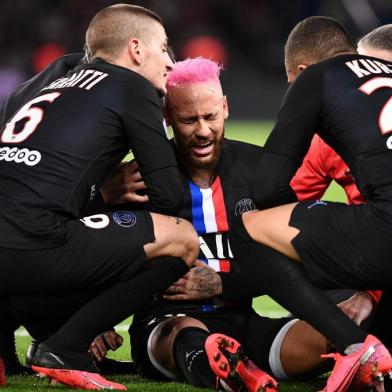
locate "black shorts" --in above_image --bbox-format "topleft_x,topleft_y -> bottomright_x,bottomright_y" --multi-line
290,200 -> 392,289
130,310 -> 294,381
0,210 -> 154,294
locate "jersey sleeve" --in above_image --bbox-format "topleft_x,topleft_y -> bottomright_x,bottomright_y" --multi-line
81,191 -> 106,216
291,135 -> 332,200
252,64 -> 324,208
366,290 -> 382,303
121,77 -> 183,214
218,262 -> 266,300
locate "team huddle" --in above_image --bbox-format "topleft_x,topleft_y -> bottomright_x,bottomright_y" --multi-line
1,3 -> 392,392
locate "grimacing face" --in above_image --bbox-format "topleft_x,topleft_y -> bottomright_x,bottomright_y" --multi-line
166,81 -> 229,170
140,21 -> 173,95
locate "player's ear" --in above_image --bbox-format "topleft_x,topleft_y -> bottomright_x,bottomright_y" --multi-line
128,38 -> 143,65
297,64 -> 308,73
223,95 -> 229,120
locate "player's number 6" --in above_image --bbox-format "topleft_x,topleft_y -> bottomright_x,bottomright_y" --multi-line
1,92 -> 61,144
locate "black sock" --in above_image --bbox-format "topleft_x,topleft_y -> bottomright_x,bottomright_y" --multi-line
0,298 -> 22,373
230,219 -> 367,353
368,290 -> 391,348
46,256 -> 189,358
0,327 -> 21,373
173,327 -> 216,388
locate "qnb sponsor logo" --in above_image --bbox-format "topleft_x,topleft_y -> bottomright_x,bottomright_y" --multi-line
0,146 -> 41,166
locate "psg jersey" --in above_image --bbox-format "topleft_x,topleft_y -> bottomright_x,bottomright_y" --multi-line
137,138 -> 262,318
0,58 -> 182,249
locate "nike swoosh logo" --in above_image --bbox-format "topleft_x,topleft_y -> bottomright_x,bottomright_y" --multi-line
48,353 -> 65,366
81,373 -> 115,389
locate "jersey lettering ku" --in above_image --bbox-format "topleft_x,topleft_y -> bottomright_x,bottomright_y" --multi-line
254,54 -> 392,223
0,58 -> 181,250
138,139 -> 261,318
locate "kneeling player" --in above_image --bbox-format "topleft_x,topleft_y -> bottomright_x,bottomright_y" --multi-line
231,17 -> 392,392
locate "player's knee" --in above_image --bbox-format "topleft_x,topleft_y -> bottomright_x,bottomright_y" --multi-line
157,317 -> 207,343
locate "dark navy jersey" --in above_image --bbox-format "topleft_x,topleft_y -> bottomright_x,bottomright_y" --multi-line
0,58 -> 182,249
253,54 -> 392,219
136,139 -> 263,319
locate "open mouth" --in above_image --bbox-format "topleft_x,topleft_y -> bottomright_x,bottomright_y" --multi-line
192,141 -> 214,156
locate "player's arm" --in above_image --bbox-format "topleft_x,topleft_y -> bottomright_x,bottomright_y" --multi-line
163,260 -> 265,301
218,261 -> 266,300
100,160 -> 148,205
122,77 -> 183,215
337,291 -> 376,326
163,260 -> 223,300
252,64 -> 324,209
291,135 -> 332,200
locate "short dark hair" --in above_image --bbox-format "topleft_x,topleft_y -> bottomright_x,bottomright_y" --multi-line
85,4 -> 162,60
285,16 -> 355,69
358,24 -> 392,51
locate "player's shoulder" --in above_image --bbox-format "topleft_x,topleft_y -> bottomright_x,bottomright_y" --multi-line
297,54 -> 359,81
222,139 -> 263,169
223,138 -> 263,155
93,59 -> 159,94
307,53 -> 392,80
49,53 -> 84,71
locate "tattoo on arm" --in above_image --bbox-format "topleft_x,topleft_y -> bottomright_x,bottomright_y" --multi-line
193,267 -> 222,296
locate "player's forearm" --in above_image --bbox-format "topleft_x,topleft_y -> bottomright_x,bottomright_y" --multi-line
218,264 -> 266,300
144,167 -> 184,215
252,152 -> 298,209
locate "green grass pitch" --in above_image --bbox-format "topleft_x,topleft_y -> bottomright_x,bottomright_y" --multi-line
7,120 -> 344,391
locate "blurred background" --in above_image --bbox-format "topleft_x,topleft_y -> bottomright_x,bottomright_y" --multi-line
0,0 -> 391,119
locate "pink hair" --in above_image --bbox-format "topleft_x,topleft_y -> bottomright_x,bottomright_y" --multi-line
166,57 -> 222,91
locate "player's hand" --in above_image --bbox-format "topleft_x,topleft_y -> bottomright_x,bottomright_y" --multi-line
89,331 -> 123,362
163,260 -> 223,301
100,160 -> 149,205
337,291 -> 374,326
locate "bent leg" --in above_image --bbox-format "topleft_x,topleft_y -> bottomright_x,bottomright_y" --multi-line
279,320 -> 332,379
150,317 -> 209,376
144,213 -> 199,266
149,317 -> 217,388
242,203 -> 300,260
230,221 -> 367,353
35,211 -> 199,371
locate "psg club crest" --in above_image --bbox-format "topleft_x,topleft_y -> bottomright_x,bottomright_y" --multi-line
235,198 -> 256,216
113,211 -> 137,228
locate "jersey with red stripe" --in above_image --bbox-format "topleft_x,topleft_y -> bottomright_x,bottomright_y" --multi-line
137,139 -> 262,318
291,135 -> 364,205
